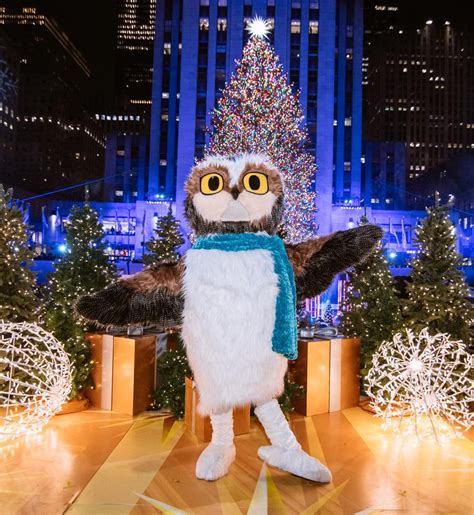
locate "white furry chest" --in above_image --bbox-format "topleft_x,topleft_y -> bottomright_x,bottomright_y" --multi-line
184,248 -> 278,310
182,248 -> 287,414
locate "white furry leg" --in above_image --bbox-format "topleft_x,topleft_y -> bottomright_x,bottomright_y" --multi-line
254,399 -> 332,483
195,410 -> 236,481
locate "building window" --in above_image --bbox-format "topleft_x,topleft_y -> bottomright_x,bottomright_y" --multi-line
291,20 -> 301,34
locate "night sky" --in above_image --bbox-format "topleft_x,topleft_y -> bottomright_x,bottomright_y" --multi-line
40,0 -> 472,110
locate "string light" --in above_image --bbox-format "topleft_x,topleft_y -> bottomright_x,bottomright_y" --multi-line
366,328 -> 473,443
0,322 -> 72,440
206,21 -> 317,243
340,215 -> 401,387
143,204 -> 184,265
0,186 -> 39,322
44,200 -> 117,398
404,192 -> 473,346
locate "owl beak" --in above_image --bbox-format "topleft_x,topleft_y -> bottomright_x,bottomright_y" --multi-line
221,200 -> 251,222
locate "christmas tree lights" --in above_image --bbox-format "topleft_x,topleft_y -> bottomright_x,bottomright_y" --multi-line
44,199 -> 117,399
341,215 -> 401,390
403,192 -> 473,346
366,328 -> 473,442
0,185 -> 38,322
143,204 -> 184,266
150,343 -> 191,419
206,18 -> 317,243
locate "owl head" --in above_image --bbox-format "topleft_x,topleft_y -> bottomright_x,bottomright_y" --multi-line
184,153 -> 284,236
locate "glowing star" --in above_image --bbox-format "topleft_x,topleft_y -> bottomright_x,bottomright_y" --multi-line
246,16 -> 271,40
366,328 -> 473,443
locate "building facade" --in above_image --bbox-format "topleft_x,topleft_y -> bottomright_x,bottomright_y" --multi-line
0,4 -> 105,195
408,151 -> 474,261
0,34 -> 18,176
148,0 -> 364,232
362,140 -> 406,209
365,19 -> 474,180
104,133 -> 149,203
116,0 -> 157,113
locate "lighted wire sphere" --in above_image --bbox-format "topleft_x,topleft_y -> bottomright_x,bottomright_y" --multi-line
0,322 -> 72,439
366,328 -> 473,443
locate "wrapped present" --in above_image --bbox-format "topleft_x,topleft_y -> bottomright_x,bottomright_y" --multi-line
112,336 -> 157,415
86,334 -> 158,415
87,333 -> 114,410
291,337 -> 360,416
184,377 -> 250,442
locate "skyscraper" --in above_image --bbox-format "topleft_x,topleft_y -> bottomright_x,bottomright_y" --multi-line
148,0 -> 364,232
0,34 -> 18,176
0,4 -> 105,195
365,19 -> 474,180
116,0 -> 157,112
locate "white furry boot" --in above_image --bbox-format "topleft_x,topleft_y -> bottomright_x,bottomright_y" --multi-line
195,409 -> 236,481
254,399 -> 332,483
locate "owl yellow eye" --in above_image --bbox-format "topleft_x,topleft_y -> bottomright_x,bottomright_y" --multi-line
200,173 -> 224,195
243,172 -> 268,195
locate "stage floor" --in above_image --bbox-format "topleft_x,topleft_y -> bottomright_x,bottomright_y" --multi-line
0,407 -> 472,514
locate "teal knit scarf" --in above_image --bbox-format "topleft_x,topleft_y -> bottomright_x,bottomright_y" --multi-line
193,233 -> 298,360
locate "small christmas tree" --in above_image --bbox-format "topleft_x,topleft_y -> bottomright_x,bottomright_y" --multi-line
44,196 -> 117,399
206,18 -> 317,243
150,343 -> 191,419
322,300 -> 334,326
341,215 -> 401,385
403,193 -> 473,346
143,204 -> 184,266
0,185 -> 38,321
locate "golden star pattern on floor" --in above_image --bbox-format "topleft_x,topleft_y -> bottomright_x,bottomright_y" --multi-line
1,407 -> 472,514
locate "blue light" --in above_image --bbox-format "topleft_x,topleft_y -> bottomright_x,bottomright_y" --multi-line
58,244 -> 67,253
388,251 -> 397,259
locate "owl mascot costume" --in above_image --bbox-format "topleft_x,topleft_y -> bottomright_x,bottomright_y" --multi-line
77,153 -> 382,483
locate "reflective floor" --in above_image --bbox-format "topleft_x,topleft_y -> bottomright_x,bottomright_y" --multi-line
1,407 -> 472,514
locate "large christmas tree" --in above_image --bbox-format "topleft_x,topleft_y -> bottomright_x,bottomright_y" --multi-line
206,18 -> 317,243
143,204 -> 184,266
403,193 -> 473,346
0,185 -> 38,321
341,215 -> 401,385
44,198 -> 117,399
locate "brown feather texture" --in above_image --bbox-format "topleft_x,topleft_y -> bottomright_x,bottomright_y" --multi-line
286,235 -> 334,276
124,262 -> 184,294
292,224 -> 383,300
74,262 -> 184,328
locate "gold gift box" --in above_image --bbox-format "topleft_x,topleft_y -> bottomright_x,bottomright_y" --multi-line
291,337 -> 361,416
87,334 -> 157,416
184,377 -> 251,442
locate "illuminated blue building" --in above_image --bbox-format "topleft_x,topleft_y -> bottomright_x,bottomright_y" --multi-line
148,0 -> 364,232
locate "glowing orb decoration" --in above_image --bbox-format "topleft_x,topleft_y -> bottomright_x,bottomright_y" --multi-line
246,16 -> 272,40
366,328 -> 473,443
0,322 -> 72,440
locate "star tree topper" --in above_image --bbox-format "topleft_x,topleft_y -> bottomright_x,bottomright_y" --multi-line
246,16 -> 272,40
